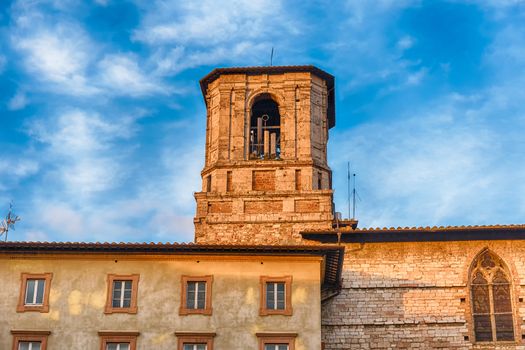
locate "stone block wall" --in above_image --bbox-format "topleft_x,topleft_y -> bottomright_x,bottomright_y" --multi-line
321,240 -> 525,349
195,69 -> 335,244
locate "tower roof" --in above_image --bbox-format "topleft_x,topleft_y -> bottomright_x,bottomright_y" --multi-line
200,65 -> 336,128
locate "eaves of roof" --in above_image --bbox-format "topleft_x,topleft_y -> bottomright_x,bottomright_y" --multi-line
199,65 -> 336,128
0,241 -> 344,293
301,224 -> 525,243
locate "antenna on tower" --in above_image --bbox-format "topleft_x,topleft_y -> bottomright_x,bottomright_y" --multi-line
0,202 -> 21,242
347,162 -> 351,219
347,162 -> 361,220
352,173 -> 357,219
270,47 -> 274,66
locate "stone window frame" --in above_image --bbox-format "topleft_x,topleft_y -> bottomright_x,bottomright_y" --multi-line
256,332 -> 297,350
466,249 -> 519,345
104,274 -> 140,314
175,332 -> 216,350
180,275 -> 213,316
259,276 -> 293,316
11,330 -> 51,350
98,331 -> 139,350
16,273 -> 53,313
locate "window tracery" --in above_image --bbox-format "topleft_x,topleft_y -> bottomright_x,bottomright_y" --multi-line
470,250 -> 514,342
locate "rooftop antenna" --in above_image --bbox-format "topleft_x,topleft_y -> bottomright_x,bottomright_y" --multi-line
347,162 -> 351,219
352,173 -> 357,219
0,202 -> 21,242
270,47 -> 274,66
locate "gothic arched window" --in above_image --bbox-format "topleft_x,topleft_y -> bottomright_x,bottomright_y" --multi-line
470,250 -> 515,342
250,94 -> 280,159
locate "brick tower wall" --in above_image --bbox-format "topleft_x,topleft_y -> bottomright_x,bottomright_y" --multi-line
194,70 -> 334,244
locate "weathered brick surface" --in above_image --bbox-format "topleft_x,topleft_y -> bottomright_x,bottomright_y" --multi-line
321,241 -> 525,349
295,199 -> 320,213
244,200 -> 282,214
252,170 -> 275,191
195,70 -> 334,244
208,201 -> 232,214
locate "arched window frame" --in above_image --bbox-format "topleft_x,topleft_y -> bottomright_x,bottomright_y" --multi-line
245,90 -> 285,161
467,249 -> 517,344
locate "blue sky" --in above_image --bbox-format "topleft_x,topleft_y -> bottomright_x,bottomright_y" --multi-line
1,0 -> 525,243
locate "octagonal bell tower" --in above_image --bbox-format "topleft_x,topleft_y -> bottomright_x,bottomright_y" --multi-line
194,66 -> 336,244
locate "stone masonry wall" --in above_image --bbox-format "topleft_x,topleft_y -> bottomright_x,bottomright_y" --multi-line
195,70 -> 334,244
322,240 -> 525,349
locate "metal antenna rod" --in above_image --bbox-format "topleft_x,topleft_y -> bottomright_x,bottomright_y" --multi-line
0,202 -> 20,242
352,173 -> 357,219
270,47 -> 274,66
347,162 -> 351,219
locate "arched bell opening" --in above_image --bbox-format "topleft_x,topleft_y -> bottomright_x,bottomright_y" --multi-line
250,94 -> 280,159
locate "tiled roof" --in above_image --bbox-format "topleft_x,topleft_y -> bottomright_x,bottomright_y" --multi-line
301,224 -> 525,243
0,241 -> 344,292
199,65 -> 336,128
353,224 -> 525,232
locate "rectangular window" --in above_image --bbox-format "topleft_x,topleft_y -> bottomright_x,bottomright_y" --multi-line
112,280 -> 132,308
187,281 -> 206,309
25,279 -> 45,306
175,332 -> 215,350
266,282 -> 285,310
18,342 -> 41,350
183,344 -> 207,350
105,274 -> 139,314
264,345 -> 288,350
260,276 -> 292,316
99,331 -> 138,350
180,276 -> 213,315
17,273 -> 53,313
106,344 -> 130,350
257,333 -> 296,350
11,330 -> 50,350
317,171 -> 322,190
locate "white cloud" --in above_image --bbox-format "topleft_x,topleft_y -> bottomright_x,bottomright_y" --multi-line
10,3 -> 172,97
134,0 -> 297,74
23,230 -> 50,242
134,0 -> 289,45
38,203 -> 85,237
28,110 -> 138,195
0,158 -> 39,190
98,54 -> 169,97
397,36 -> 415,50
7,91 -> 28,111
13,25 -> 99,96
324,1 -> 424,97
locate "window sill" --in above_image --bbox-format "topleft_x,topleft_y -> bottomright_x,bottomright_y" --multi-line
104,307 -> 138,315
179,307 -> 213,316
16,304 -> 49,313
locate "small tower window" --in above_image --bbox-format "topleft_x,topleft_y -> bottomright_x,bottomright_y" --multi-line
250,95 -> 280,159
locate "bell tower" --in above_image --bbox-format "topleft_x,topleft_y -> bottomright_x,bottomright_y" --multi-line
194,66 -> 336,244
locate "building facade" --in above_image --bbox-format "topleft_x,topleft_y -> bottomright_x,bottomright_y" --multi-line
0,243 -> 343,350
195,66 -> 525,349
3,65 -> 525,350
